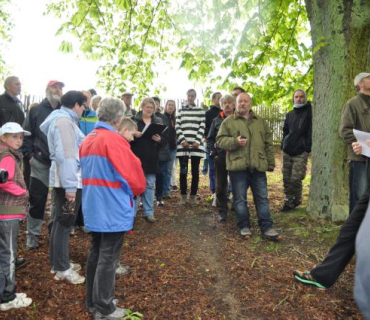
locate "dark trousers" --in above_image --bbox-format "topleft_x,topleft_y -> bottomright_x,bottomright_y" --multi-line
155,161 -> 168,200
178,156 -> 201,195
311,192 -> 369,288
214,157 -> 228,213
349,161 -> 367,214
86,232 -> 125,315
49,188 -> 81,271
28,176 -> 49,220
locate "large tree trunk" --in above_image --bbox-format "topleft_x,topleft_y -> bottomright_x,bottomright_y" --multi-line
305,0 -> 370,221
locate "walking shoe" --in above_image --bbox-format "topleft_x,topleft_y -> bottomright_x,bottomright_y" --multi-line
54,267 -> 85,284
171,185 -> 178,191
280,203 -> 294,212
0,294 -> 32,311
180,195 -> 187,205
163,193 -> 172,199
51,262 -> 81,274
116,263 -> 131,276
144,215 -> 157,223
26,234 -> 39,249
94,307 -> 128,320
240,228 -> 252,237
211,193 -> 217,207
156,200 -> 165,207
190,195 -> 197,206
218,212 -> 227,222
262,228 -> 282,241
15,257 -> 27,269
293,270 -> 326,289
88,299 -> 119,314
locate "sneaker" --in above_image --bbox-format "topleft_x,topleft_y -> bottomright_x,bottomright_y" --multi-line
263,228 -> 281,241
156,200 -> 164,207
51,262 -> 82,274
211,193 -> 217,207
293,270 -> 326,289
54,267 -> 85,284
94,306 -> 128,320
144,215 -> 157,223
240,228 -> 252,237
26,234 -> 39,249
88,299 -> 119,314
0,294 -> 32,311
190,195 -> 197,206
180,195 -> 187,205
116,263 -> 131,276
280,203 -> 294,212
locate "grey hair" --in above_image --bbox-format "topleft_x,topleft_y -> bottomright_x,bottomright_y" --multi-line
97,97 -> 126,123
292,89 -> 307,104
220,94 -> 235,105
4,76 -> 19,90
90,95 -> 102,109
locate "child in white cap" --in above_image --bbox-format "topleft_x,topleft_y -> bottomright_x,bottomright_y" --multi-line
0,122 -> 32,310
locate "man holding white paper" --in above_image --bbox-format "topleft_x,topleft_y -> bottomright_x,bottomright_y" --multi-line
339,72 -> 370,214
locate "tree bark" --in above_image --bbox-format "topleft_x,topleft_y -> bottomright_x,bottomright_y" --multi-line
305,0 -> 370,220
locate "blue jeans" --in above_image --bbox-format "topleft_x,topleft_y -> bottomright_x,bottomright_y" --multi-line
135,174 -> 156,217
349,161 -> 367,214
156,161 -> 168,200
229,169 -> 273,232
208,156 -> 215,193
164,149 -> 177,195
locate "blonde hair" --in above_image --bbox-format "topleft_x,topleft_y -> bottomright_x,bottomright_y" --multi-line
118,118 -> 137,132
139,97 -> 156,110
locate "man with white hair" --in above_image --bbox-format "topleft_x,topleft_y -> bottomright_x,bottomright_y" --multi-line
340,72 -> 370,214
23,80 -> 64,249
0,76 -> 24,127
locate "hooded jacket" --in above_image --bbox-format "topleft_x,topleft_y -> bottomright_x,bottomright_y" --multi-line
40,107 -> 84,192
0,92 -> 25,127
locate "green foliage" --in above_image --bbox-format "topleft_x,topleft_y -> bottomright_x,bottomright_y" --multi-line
47,0 -> 313,105
122,309 -> 144,320
0,0 -> 13,80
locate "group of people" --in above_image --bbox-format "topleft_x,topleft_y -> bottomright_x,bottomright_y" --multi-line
0,72 -> 369,319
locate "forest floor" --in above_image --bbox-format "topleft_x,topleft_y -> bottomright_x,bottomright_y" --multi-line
0,151 -> 363,320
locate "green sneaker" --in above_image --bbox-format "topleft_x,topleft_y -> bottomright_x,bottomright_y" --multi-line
293,270 -> 326,289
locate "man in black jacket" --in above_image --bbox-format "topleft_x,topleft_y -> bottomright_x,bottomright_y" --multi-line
0,76 -> 24,127
281,89 -> 312,212
23,80 -> 64,249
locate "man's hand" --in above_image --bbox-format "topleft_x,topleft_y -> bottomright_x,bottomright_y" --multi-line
65,192 -> 76,203
152,134 -> 161,142
237,136 -> 247,147
192,142 -> 199,149
134,131 -> 143,138
182,141 -> 190,148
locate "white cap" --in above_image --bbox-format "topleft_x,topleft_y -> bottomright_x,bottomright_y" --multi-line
0,122 -> 31,136
354,73 -> 370,86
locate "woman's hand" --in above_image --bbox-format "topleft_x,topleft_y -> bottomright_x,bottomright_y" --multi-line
134,131 -> 143,138
352,141 -> 362,155
182,141 -> 190,148
152,134 -> 161,142
192,142 -> 199,149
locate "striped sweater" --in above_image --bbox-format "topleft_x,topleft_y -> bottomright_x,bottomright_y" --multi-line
176,105 -> 205,158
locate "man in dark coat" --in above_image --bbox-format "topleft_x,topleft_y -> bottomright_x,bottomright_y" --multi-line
0,76 -> 24,127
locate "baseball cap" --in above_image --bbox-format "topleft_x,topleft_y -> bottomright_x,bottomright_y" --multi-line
0,122 -> 31,136
354,73 -> 370,86
47,80 -> 65,88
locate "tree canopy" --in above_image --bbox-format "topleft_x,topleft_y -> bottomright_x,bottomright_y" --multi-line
46,0 -> 312,106
0,0 -> 13,80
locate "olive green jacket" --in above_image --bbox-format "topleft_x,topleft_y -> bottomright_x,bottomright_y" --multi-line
339,93 -> 370,162
216,111 -> 275,172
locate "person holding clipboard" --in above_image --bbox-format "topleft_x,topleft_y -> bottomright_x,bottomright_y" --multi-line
131,97 -> 164,223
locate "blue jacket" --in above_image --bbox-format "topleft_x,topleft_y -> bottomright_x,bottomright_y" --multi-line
40,107 -> 85,192
79,122 -> 146,232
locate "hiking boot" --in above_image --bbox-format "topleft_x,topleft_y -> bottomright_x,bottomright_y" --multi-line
180,195 -> 187,205
0,294 -> 32,311
116,263 -> 131,276
15,257 -> 27,269
293,270 -> 326,289
54,267 -> 85,284
144,215 -> 157,223
26,234 -> 39,249
262,228 -> 281,241
94,307 -> 128,320
190,195 -> 197,206
51,262 -> 81,274
240,228 -> 252,237
280,203 -> 294,212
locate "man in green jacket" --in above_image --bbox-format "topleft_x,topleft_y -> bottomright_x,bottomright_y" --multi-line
339,72 -> 370,214
216,93 -> 280,241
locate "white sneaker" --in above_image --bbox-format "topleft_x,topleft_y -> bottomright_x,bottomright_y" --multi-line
54,267 -> 85,284
116,264 -> 131,276
51,262 -> 81,274
0,294 -> 32,311
94,307 -> 128,320
212,193 -> 217,207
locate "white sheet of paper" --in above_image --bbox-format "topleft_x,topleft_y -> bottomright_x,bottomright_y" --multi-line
141,124 -> 150,134
353,129 -> 370,157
